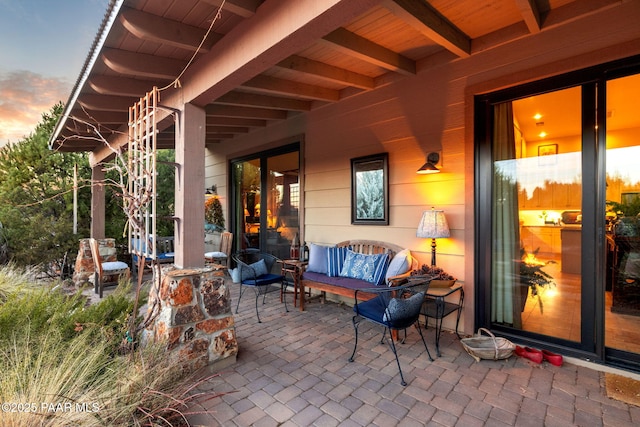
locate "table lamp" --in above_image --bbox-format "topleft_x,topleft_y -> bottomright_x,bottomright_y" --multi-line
417,208 -> 450,266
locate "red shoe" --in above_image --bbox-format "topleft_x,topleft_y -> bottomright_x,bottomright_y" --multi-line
542,349 -> 563,366
515,346 -> 543,363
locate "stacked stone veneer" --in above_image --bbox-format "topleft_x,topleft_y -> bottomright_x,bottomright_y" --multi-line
73,238 -> 119,286
142,266 -> 238,372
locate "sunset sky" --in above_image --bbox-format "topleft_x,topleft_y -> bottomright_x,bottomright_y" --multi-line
0,0 -> 109,146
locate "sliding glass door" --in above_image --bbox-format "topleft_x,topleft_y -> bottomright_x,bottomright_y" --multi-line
231,144 -> 300,258
488,87 -> 583,341
605,73 -> 640,358
477,57 -> 640,368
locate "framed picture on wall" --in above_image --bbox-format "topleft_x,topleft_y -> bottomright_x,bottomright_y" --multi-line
538,143 -> 558,165
538,144 -> 558,156
351,153 -> 389,225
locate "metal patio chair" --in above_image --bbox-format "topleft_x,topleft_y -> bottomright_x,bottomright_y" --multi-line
349,279 -> 433,386
232,250 -> 287,323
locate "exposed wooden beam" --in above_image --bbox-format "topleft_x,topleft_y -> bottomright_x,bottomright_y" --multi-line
276,55 -> 375,90
78,94 -> 137,112
241,75 -> 340,101
51,141 -> 100,152
321,27 -> 416,76
70,110 -> 128,125
206,117 -> 267,127
383,0 -> 470,58
216,91 -> 312,111
206,125 -> 250,133
514,0 -> 542,33
119,7 -> 221,52
102,48 -> 185,80
89,76 -> 161,97
543,0 -> 621,28
199,0 -> 260,19
205,132 -> 235,139
65,123 -> 117,136
205,104 -> 288,120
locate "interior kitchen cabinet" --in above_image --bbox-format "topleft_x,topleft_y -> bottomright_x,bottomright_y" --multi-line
552,182 -> 581,210
521,226 -> 561,256
519,182 -> 581,210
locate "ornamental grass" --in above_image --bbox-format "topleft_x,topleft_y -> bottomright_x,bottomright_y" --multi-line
0,265 -> 222,426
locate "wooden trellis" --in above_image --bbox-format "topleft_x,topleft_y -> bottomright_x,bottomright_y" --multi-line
127,87 -> 159,261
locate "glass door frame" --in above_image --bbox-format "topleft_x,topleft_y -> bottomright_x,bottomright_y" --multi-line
475,55 -> 640,369
229,142 -> 301,255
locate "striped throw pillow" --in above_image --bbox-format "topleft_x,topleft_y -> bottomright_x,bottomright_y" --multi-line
326,246 -> 348,277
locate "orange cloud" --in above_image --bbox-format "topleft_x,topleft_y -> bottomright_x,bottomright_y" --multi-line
0,71 -> 72,145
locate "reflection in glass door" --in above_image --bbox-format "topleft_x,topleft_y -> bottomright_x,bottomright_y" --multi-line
605,74 -> 640,355
233,159 -> 261,250
231,146 -> 300,258
480,60 -> 640,366
490,86 -> 583,342
266,151 -> 300,258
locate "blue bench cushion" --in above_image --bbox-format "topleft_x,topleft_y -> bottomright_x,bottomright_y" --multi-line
132,252 -> 174,262
302,271 -> 374,291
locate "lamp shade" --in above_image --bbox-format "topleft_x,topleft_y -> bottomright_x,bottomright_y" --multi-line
416,161 -> 440,174
417,209 -> 450,238
417,152 -> 441,174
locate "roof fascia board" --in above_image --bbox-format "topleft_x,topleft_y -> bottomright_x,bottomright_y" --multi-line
49,0 -> 125,150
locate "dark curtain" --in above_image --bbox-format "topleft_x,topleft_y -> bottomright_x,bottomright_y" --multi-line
491,102 -> 524,328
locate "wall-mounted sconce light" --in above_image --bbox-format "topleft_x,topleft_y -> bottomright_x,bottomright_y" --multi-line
205,185 -> 217,195
416,207 -> 450,266
417,152 -> 441,174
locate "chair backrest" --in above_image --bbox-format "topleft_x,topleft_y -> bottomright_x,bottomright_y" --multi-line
89,238 -> 103,276
383,291 -> 426,330
234,250 -> 278,273
219,231 -> 233,255
155,236 -> 175,256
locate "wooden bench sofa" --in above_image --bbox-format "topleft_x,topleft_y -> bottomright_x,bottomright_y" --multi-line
299,239 -> 417,311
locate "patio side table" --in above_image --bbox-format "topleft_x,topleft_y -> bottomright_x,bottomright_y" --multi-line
421,284 -> 464,357
280,259 -> 307,309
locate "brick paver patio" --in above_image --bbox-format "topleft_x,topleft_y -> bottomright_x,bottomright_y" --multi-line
186,279 -> 640,426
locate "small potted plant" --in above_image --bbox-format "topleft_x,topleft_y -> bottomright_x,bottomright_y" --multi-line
519,247 -> 556,313
205,196 -> 225,232
411,265 -> 456,288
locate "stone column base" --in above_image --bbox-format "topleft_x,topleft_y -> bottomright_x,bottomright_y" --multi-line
142,266 -> 238,373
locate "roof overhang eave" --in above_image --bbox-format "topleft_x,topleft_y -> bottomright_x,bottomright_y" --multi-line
48,0 -> 125,152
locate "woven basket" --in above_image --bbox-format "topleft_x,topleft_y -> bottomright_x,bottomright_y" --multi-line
461,328 -> 515,362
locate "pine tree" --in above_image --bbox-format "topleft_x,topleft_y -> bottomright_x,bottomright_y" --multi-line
0,103 -> 91,275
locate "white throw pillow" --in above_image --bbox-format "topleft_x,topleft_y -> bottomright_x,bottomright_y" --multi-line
385,249 -> 412,280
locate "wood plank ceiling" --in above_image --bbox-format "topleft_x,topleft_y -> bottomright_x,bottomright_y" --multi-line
51,0 -> 620,153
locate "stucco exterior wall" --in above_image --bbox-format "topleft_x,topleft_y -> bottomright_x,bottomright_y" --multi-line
205,1 -> 640,335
